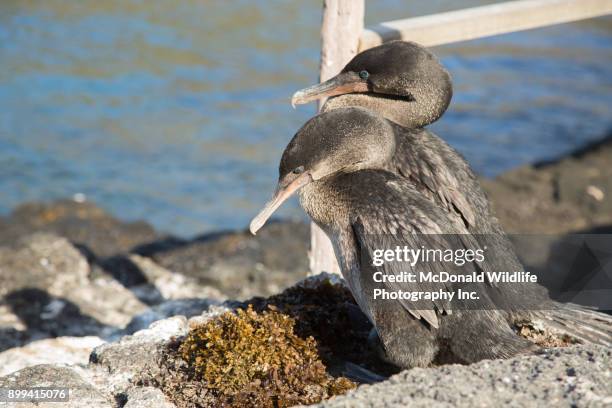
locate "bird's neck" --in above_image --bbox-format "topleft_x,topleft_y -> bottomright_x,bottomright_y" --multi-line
298,178 -> 350,232
322,93 -> 445,128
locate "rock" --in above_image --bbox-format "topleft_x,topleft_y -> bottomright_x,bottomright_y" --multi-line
0,365 -> 111,408
90,316 -> 189,380
307,346 -> 612,408
0,233 -> 90,299
0,233 -> 148,351
88,306 -> 231,397
126,254 -> 225,303
140,221 -> 310,299
0,198 -> 310,301
0,275 -> 610,407
0,199 -> 160,258
480,136 -> 612,305
0,136 -> 611,407
482,135 -> 612,235
124,299 -> 222,334
0,336 -> 105,376
0,233 -> 226,353
123,386 -> 175,408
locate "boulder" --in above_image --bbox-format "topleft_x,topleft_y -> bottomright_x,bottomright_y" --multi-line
308,346 -> 612,408
0,365 -> 111,408
141,221 -> 310,299
0,336 -> 104,376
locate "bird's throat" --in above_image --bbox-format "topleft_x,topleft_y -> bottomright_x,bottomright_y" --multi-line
322,92 -> 445,129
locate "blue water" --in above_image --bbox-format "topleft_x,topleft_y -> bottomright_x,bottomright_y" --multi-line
1,1 -> 611,236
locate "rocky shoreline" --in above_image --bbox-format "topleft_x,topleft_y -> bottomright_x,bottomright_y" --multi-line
1,134 -> 611,407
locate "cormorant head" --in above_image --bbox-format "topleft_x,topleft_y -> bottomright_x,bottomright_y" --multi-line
250,107 -> 395,234
292,41 -> 452,128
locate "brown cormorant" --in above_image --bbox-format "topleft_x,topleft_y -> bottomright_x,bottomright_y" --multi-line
291,40 -> 543,332
292,41 -> 479,234
250,107 -> 612,368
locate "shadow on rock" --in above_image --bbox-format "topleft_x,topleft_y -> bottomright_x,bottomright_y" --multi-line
72,241 -> 160,305
95,254 -> 163,306
132,220 -> 311,299
1,289 -> 112,352
0,199 -> 310,300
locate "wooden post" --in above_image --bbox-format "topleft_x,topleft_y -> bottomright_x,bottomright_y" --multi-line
310,0 -> 365,275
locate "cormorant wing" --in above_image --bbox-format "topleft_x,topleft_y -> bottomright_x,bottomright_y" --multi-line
349,176 -> 494,329
392,127 -> 477,228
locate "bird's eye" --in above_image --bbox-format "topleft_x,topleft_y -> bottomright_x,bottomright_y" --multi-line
359,70 -> 369,80
292,166 -> 304,175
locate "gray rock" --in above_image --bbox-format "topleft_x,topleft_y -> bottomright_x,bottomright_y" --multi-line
126,254 -> 225,304
0,233 -> 226,353
0,365 -> 111,408
0,199 -> 311,301
482,136 -> 612,235
90,316 -> 189,390
123,386 -> 175,408
480,137 -> 612,306
0,233 -> 148,351
0,199 -> 159,258
307,346 -> 612,408
144,221 -> 310,299
0,336 -> 105,376
0,233 -> 90,299
86,305 -> 233,401
0,309 -> 229,404
1,274 -> 610,408
123,298 -> 222,335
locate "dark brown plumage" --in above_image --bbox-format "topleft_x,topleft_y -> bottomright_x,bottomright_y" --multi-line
293,41 -> 536,317
251,42 -> 612,369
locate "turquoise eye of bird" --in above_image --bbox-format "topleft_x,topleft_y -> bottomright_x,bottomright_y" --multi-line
359,70 -> 369,79
293,166 -> 304,175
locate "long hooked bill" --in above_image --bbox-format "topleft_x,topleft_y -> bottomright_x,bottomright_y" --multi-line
249,172 -> 312,235
291,72 -> 368,108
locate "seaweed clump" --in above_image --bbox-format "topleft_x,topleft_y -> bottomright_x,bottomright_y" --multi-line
141,305 -> 354,408
247,278 -> 399,377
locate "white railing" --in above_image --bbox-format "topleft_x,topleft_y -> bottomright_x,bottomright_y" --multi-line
360,0 -> 612,50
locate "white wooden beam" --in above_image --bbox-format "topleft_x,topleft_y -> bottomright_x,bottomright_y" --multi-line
310,0 -> 365,276
360,0 -> 612,50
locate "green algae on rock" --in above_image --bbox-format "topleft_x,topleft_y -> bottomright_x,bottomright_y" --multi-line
142,305 -> 355,408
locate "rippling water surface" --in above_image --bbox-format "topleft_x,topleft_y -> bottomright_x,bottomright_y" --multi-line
1,1 -> 611,236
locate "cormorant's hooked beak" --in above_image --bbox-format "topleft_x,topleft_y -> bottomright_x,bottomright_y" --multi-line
291,72 -> 369,107
249,171 -> 313,235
